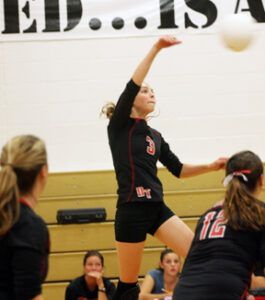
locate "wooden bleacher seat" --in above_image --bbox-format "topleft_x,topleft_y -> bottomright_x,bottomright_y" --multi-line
38,167 -> 264,299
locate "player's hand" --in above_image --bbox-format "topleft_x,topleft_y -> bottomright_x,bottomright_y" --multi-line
155,35 -> 182,50
246,294 -> 255,300
209,157 -> 228,171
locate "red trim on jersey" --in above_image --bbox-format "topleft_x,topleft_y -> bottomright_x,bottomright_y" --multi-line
241,284 -> 250,300
19,198 -> 31,208
127,120 -> 138,202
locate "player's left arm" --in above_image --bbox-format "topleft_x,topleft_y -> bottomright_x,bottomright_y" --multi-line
180,158 -> 227,178
159,134 -> 227,178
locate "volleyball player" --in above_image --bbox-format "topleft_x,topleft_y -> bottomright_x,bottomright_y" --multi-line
0,135 -> 50,300
102,36 -> 226,300
173,150 -> 265,300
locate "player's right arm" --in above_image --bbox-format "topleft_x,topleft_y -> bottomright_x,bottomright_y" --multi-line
132,35 -> 181,86
110,36 -> 181,128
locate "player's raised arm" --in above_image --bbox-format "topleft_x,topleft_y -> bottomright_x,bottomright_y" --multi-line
132,35 -> 181,86
106,36 -> 181,128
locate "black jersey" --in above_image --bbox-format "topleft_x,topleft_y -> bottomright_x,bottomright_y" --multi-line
0,200 -> 50,300
108,79 -> 183,206
65,275 -> 116,300
173,205 -> 265,300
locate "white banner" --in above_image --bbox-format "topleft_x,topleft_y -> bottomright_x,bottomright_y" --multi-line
0,0 -> 264,41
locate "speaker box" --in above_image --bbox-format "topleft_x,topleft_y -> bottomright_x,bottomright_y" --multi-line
56,208 -> 107,224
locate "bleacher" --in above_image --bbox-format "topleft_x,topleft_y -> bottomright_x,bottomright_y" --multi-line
36,167 -> 265,299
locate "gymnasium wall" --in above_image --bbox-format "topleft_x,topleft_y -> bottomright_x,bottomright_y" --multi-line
0,13 -> 265,172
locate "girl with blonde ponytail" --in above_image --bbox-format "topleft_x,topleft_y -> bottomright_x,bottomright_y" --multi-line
101,102 -> 116,120
103,35 -> 227,300
0,135 -> 49,300
0,164 -> 19,236
173,150 -> 265,300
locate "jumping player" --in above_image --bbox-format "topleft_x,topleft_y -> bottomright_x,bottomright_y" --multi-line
173,150 -> 265,300
0,135 -> 50,300
102,36 -> 226,300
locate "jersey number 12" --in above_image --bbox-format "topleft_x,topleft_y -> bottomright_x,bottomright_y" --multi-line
199,210 -> 226,240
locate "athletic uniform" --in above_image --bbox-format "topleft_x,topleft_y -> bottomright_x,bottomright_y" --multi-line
173,205 -> 265,300
0,199 -> 50,300
65,275 -> 116,300
108,79 -> 183,242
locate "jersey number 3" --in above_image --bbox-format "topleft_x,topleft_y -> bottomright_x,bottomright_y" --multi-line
199,210 -> 226,240
146,136 -> 155,155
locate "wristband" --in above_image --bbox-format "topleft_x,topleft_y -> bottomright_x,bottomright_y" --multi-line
98,287 -> 106,293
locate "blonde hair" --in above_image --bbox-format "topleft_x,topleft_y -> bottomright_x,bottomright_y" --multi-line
101,102 -> 116,119
0,135 -> 47,235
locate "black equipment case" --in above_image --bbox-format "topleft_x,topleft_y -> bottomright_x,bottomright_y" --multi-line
56,208 -> 107,224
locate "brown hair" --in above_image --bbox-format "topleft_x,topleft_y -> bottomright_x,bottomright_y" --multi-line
83,250 -> 104,267
158,248 -> 181,271
0,135 -> 47,235
101,102 -> 116,120
223,150 -> 265,231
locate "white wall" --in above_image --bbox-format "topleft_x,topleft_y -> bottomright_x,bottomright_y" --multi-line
0,29 -> 265,172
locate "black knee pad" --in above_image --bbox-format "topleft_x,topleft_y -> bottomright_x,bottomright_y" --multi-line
121,285 -> 140,300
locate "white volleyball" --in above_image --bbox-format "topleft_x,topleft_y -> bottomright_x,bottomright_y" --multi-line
220,14 -> 255,51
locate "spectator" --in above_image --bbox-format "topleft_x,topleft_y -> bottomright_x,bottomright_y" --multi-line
140,248 -> 181,300
65,250 -> 116,300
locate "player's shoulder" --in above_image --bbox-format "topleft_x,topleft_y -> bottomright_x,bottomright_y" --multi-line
202,204 -> 223,216
149,127 -> 161,137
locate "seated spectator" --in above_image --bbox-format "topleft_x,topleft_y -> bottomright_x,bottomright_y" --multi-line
139,248 -> 181,300
65,250 -> 116,300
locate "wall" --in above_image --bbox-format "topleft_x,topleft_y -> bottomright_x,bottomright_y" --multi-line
0,25 -> 264,172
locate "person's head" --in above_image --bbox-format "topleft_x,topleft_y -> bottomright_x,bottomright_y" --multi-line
131,83 -> 156,119
158,248 -> 181,277
101,82 -> 156,120
83,250 -> 104,274
0,135 -> 48,236
223,150 -> 264,231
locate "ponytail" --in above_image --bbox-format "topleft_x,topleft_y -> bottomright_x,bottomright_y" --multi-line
223,177 -> 265,231
101,102 -> 116,119
0,134 -> 47,236
223,151 -> 265,231
0,165 -> 19,235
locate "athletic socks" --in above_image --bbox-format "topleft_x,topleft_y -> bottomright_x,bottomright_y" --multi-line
121,285 -> 140,300
112,280 -> 140,300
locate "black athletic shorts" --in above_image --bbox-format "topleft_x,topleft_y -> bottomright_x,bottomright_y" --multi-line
115,201 -> 175,243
